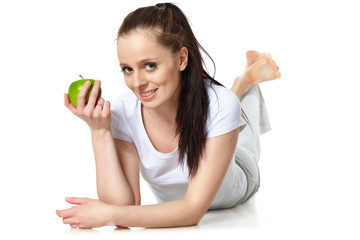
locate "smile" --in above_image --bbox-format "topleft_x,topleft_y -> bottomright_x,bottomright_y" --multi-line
140,89 -> 158,97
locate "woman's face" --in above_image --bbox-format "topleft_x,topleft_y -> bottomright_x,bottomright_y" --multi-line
117,30 -> 187,110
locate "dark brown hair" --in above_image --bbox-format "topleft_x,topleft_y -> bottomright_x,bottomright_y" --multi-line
117,3 -> 223,176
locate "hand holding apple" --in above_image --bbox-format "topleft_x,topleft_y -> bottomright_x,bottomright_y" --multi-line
64,77 -> 111,132
68,76 -> 102,107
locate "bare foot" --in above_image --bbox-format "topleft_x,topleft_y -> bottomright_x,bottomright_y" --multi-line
245,50 -> 269,68
246,50 -> 279,72
245,56 -> 281,85
231,50 -> 281,98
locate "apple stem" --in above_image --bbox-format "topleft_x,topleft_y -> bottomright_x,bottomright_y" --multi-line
79,75 -> 84,79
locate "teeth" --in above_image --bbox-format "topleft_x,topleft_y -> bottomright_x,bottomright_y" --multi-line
140,89 -> 157,97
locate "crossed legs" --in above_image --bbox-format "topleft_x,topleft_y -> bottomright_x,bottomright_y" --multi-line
232,51 -> 281,203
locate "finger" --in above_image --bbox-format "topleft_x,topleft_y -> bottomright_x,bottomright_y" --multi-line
56,207 -> 76,218
64,94 -> 77,113
87,80 -> 101,108
65,197 -> 88,205
94,98 -> 105,117
63,217 -> 79,225
95,97 -> 105,110
101,100 -> 111,117
77,81 -> 92,110
71,224 -> 80,228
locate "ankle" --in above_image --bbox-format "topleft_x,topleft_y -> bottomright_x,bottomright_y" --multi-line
231,73 -> 253,99
242,70 -> 256,85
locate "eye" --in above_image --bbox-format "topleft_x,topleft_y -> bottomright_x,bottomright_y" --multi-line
145,62 -> 157,71
121,67 -> 133,74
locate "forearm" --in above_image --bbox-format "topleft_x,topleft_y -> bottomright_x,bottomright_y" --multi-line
111,200 -> 204,228
91,130 -> 134,206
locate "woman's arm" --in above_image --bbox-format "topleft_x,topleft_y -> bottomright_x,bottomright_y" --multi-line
64,80 -> 139,206
57,128 -> 240,229
91,131 -> 139,206
113,139 -> 141,205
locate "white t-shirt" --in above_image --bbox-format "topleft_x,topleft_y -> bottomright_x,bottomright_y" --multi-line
110,80 -> 248,209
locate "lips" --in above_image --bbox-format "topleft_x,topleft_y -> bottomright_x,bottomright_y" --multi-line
140,88 -> 158,97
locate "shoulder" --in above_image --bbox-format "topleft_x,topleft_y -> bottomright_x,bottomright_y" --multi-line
110,91 -> 140,142
205,80 -> 242,118
110,91 -> 139,118
111,91 -> 138,111
205,80 -> 245,138
205,80 -> 240,109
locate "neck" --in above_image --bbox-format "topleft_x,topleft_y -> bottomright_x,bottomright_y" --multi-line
142,100 -> 178,128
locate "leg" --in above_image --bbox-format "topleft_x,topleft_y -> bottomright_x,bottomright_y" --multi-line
232,50 -> 279,161
235,85 -> 270,204
232,50 -> 280,204
238,84 -> 270,163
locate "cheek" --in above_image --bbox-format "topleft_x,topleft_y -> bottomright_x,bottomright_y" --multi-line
162,66 -> 180,87
124,77 -> 134,90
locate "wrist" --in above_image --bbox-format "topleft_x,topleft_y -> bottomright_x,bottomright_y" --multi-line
90,128 -> 112,139
109,205 -> 125,227
108,205 -> 121,227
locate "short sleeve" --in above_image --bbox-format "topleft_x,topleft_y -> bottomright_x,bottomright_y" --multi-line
110,97 -> 133,143
206,85 -> 246,138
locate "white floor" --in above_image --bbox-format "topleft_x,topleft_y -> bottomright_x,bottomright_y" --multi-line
2,131 -> 359,240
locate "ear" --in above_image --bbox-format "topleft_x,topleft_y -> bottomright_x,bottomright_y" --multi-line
178,47 -> 188,71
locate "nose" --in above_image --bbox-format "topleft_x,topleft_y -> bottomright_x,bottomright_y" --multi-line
133,71 -> 147,89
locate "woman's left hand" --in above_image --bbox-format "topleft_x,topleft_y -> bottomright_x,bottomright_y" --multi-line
56,197 -> 116,229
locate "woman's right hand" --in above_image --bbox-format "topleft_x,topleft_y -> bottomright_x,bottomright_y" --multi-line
64,80 -> 111,132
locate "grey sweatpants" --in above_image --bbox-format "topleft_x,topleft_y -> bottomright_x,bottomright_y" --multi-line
235,84 -> 271,205
208,84 -> 271,210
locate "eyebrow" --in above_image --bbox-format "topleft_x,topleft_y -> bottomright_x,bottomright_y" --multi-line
119,58 -> 159,66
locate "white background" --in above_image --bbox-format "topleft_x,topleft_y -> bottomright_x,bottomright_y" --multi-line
1,0 -> 359,239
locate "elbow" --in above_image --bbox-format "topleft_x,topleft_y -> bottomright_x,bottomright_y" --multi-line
184,202 -> 207,226
184,213 -> 204,227
188,219 -> 201,227
192,212 -> 205,225
99,197 -> 131,206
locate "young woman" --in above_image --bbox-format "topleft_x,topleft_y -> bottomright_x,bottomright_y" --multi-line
57,3 -> 281,229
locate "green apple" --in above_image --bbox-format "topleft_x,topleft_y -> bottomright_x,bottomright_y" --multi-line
68,78 -> 102,107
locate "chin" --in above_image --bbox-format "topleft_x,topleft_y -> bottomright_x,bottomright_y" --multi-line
141,101 -> 161,110
136,96 -> 158,108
